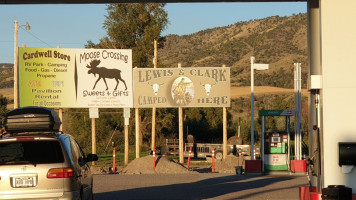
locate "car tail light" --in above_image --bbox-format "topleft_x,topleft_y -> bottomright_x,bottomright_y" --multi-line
47,168 -> 74,178
16,137 -> 35,141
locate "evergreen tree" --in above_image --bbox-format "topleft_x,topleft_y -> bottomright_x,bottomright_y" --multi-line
86,3 -> 168,68
0,95 -> 8,125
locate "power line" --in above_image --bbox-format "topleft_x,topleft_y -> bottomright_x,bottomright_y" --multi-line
1,40 -> 82,45
20,26 -> 54,48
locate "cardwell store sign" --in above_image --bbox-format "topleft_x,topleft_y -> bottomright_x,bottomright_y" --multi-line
133,67 -> 230,108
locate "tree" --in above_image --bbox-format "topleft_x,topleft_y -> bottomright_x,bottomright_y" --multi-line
0,95 -> 8,124
86,3 -> 169,68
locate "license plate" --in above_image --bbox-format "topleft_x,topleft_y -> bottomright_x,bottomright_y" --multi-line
14,177 -> 34,188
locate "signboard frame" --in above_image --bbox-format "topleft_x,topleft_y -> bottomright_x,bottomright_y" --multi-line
133,67 -> 230,108
18,47 -> 133,108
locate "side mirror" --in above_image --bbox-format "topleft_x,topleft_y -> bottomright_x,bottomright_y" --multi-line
86,154 -> 98,162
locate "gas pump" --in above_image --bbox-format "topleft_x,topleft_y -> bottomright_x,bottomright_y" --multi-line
264,131 -> 289,170
259,110 -> 294,172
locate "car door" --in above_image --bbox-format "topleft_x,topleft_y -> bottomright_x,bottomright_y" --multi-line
70,137 -> 92,199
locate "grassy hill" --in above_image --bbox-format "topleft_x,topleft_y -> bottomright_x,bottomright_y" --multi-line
0,63 -> 13,90
158,13 -> 308,88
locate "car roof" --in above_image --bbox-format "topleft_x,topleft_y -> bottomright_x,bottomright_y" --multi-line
0,132 -> 64,140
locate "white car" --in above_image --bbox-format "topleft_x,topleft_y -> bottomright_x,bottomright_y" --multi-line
0,106 -> 98,200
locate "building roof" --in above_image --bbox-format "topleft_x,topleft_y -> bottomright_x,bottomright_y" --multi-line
0,0 -> 307,4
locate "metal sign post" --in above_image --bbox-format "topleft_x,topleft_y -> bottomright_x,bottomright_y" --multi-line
251,57 -> 269,160
124,108 -> 130,165
89,108 -> 99,165
294,63 -> 302,160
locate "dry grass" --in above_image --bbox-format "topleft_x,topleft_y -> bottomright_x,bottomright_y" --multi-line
231,86 -> 307,98
0,88 -> 14,110
0,88 -> 13,99
1,86 -> 306,110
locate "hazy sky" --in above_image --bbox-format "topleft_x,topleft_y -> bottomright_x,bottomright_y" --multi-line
0,2 -> 307,63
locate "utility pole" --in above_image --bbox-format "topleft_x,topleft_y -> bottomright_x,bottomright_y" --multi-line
222,65 -> 227,160
14,20 -> 18,109
151,40 -> 158,151
13,20 -> 30,109
178,63 -> 184,164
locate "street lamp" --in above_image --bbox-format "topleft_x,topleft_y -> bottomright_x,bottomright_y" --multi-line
14,20 -> 30,109
250,56 -> 269,160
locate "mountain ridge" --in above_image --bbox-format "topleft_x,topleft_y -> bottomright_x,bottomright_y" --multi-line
158,13 -> 308,88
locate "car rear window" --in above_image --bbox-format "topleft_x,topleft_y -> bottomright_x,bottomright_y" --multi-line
0,140 -> 64,165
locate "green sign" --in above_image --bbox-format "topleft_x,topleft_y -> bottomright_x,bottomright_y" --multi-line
259,110 -> 295,116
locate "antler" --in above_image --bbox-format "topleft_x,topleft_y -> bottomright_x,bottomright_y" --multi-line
86,59 -> 101,68
200,81 -> 217,87
148,82 -> 164,87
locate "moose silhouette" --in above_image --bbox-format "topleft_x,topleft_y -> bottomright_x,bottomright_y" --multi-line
86,59 -> 127,91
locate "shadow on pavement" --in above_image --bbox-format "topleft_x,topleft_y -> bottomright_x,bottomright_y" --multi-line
94,174 -> 305,200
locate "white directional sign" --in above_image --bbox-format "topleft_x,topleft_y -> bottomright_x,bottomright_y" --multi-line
253,63 -> 269,70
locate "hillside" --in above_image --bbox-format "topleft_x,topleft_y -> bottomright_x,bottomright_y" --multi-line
158,13 -> 308,88
0,64 -> 13,90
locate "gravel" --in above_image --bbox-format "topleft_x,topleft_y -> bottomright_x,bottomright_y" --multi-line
214,155 -> 245,173
121,155 -> 197,174
92,154 -> 246,175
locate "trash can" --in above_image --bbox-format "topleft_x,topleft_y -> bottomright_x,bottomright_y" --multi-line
321,185 -> 352,200
235,166 -> 242,175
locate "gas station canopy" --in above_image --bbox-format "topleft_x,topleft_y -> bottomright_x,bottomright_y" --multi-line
0,0 -> 306,4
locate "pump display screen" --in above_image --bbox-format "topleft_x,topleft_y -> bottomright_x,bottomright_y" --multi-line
264,131 -> 288,155
272,137 -> 280,143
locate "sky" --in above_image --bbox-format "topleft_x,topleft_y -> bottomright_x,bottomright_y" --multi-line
0,2 -> 307,64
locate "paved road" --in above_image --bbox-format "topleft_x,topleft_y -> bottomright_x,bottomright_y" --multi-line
93,173 -> 309,200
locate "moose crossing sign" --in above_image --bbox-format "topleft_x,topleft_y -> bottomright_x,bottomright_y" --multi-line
18,47 -> 133,108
